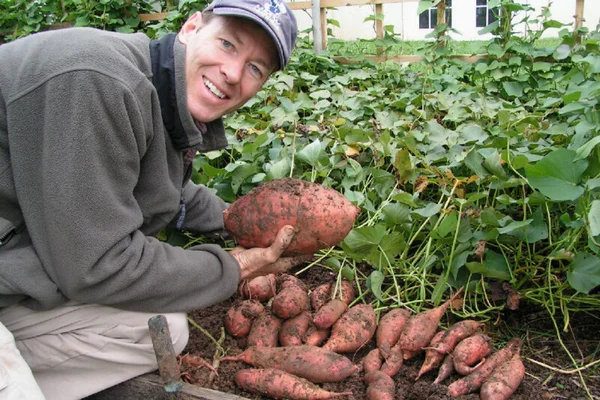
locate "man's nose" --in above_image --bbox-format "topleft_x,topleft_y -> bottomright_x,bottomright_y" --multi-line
221,58 -> 244,84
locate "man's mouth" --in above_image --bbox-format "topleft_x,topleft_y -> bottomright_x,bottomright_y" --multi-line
203,78 -> 227,99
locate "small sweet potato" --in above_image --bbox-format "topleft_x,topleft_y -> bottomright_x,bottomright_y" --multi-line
430,319 -> 483,354
480,353 -> 525,400
334,279 -> 356,305
323,304 -> 377,353
222,345 -> 359,383
272,283 -> 310,320
364,371 -> 395,400
398,287 -> 464,358
311,282 -> 333,311
223,178 -> 360,256
313,299 -> 348,329
246,311 -> 282,348
452,333 -> 492,375
433,353 -> 454,384
224,299 -> 265,338
238,274 -> 277,302
362,349 -> 384,375
416,330 -> 445,380
303,325 -> 330,346
447,338 -> 522,397
280,311 -> 312,346
376,308 -> 411,358
379,342 -> 403,377
234,368 -> 353,399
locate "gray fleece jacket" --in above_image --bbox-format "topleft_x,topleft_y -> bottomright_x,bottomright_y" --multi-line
0,27 -> 241,312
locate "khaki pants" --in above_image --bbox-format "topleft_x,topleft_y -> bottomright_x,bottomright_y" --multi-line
0,302 -> 189,400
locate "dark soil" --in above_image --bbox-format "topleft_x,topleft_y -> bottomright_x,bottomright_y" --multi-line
181,266 -> 600,400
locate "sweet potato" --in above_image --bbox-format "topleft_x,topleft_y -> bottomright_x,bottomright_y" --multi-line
364,371 -> 395,400
234,368 -> 353,399
222,345 -> 359,383
313,299 -> 348,329
224,299 -> 265,338
480,353 -> 525,400
376,308 -> 411,358
272,283 -> 310,319
433,353 -> 454,384
379,342 -> 403,377
238,274 -> 277,302
398,287 -> 464,358
303,325 -> 330,346
415,330 -> 445,380
452,333 -> 492,375
323,304 -> 377,353
280,311 -> 312,346
362,348 -> 384,375
280,274 -> 308,292
447,338 -> 522,397
429,319 -> 483,354
247,311 -> 282,347
311,282 -> 333,311
334,279 -> 356,305
223,178 -> 360,256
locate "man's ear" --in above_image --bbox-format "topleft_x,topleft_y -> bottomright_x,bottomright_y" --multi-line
178,11 -> 203,44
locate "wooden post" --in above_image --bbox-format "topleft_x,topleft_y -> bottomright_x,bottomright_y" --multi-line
321,6 -> 328,50
436,0 -> 446,46
375,3 -> 384,55
574,0 -> 585,43
312,0 -> 323,54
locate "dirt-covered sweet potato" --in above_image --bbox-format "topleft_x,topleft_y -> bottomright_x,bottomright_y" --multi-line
279,311 -> 312,346
223,178 -> 360,256
452,333 -> 492,375
246,311 -> 282,347
234,368 -> 353,399
362,348 -> 384,375
364,371 -> 395,400
479,353 -> 525,400
222,345 -> 359,383
310,282 -> 333,311
238,274 -> 277,302
323,304 -> 376,353
376,308 -> 411,358
272,281 -> 310,319
224,299 -> 265,338
313,298 -> 347,329
303,325 -> 330,346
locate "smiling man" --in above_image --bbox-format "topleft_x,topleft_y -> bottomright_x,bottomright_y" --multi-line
0,1 -> 299,399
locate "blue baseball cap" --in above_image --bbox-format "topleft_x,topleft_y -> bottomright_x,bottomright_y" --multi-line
204,0 -> 298,70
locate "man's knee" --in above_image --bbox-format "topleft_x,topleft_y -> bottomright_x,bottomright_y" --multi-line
166,313 -> 189,355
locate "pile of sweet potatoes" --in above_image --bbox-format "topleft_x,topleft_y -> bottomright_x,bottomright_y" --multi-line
220,277 -> 525,400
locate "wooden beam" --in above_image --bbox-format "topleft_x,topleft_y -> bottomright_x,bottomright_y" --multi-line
140,12 -> 168,22
333,54 -> 487,64
375,4 -> 384,40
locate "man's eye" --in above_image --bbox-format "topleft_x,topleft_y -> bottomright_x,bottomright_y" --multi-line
221,39 -> 232,48
249,64 -> 263,77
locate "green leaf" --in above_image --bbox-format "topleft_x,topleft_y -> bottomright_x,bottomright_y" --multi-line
381,203 -> 412,226
574,136 -> 600,161
553,44 -> 571,60
417,1 -> 434,14
525,149 -> 588,201
266,158 -> 291,180
525,207 -> 549,244
497,219 -> 532,235
341,224 -> 387,255
413,202 -> 442,218
437,211 -> 458,238
502,81 -> 524,97
296,139 -> 327,167
483,250 -> 511,280
367,270 -> 385,301
589,200 -> 600,237
567,253 -> 600,294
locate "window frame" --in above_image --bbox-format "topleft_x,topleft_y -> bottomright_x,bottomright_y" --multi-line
418,0 -> 453,30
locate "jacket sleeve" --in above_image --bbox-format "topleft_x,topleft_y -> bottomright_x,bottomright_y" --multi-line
177,181 -> 230,236
8,69 -> 240,312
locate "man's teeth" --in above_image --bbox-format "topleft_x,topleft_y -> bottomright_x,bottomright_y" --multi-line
204,78 -> 226,99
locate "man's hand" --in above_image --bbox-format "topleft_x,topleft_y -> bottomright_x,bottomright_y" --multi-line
230,225 -> 311,280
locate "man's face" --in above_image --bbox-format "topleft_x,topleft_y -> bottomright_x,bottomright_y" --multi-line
178,13 -> 278,123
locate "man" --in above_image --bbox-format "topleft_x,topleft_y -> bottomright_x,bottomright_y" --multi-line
0,0 -> 302,398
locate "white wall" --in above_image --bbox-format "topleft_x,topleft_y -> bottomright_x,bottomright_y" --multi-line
292,0 -> 600,42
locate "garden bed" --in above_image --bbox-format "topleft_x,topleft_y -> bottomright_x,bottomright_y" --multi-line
176,265 -> 599,400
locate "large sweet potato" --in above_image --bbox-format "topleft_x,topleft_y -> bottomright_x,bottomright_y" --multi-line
376,308 -> 411,358
223,178 -> 360,256
272,280 -> 310,319
452,333 -> 492,375
364,371 -> 395,400
279,311 -> 312,346
238,274 -> 277,302
222,345 -> 359,383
